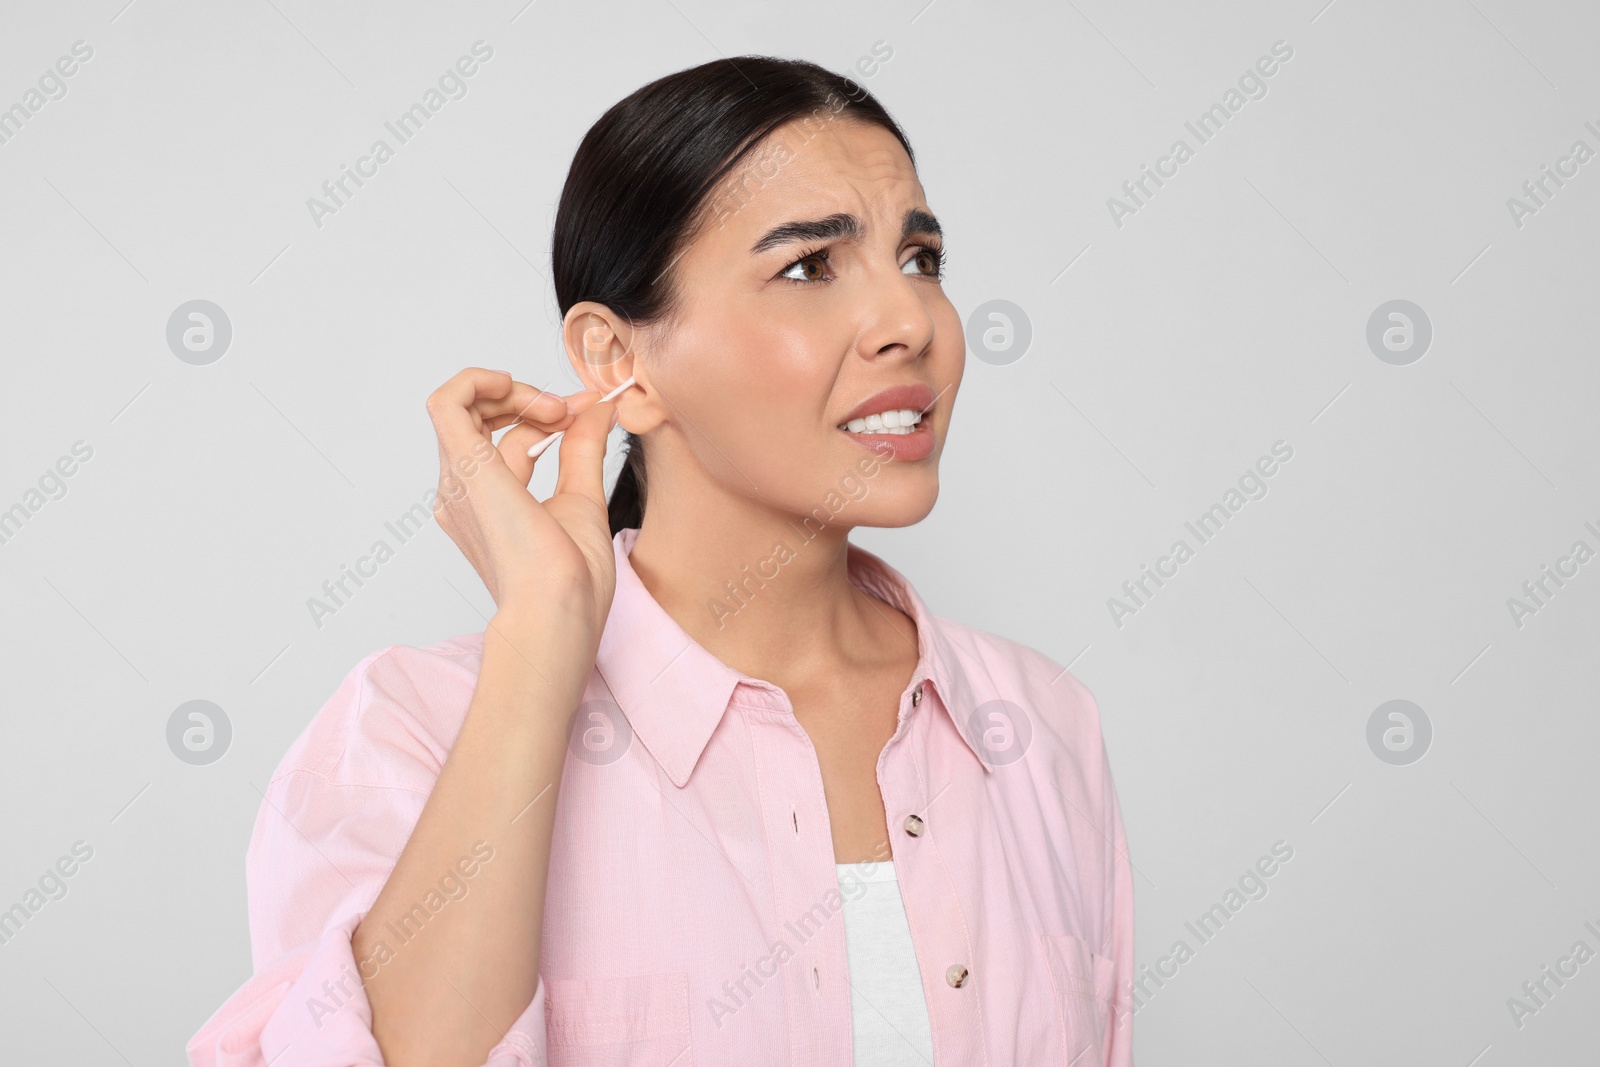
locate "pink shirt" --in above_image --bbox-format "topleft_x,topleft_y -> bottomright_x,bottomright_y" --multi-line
187,526 -> 1135,1066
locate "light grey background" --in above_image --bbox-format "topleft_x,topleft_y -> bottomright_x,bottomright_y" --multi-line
2,0 -> 1596,1063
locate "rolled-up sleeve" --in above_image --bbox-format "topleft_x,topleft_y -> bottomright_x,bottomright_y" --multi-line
186,643 -> 549,1067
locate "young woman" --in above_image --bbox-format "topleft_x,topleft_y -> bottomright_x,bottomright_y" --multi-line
188,56 -> 1133,1067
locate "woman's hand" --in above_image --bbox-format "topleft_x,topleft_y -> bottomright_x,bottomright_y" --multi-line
426,367 -> 621,637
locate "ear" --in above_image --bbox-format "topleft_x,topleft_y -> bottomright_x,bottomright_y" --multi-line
561,302 -> 666,434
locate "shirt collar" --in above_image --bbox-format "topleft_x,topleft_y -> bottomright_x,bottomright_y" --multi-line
594,526 -> 991,788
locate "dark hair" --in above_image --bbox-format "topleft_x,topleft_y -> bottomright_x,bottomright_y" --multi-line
551,56 -> 916,535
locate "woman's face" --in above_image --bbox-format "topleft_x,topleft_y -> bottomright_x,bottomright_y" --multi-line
606,115 -> 964,530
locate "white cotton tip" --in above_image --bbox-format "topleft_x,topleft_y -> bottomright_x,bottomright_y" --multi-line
526,376 -> 637,458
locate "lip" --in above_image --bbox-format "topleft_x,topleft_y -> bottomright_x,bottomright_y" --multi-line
836,383 -> 937,428
835,382 -> 938,463
837,417 -> 935,462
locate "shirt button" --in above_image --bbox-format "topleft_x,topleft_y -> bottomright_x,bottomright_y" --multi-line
911,684 -> 923,707
903,814 -> 924,837
945,964 -> 969,988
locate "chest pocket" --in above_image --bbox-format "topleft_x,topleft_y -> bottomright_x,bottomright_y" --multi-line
544,971 -> 694,1066
1041,932 -> 1118,1064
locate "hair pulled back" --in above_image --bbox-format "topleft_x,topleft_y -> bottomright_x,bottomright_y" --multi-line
550,56 -> 914,534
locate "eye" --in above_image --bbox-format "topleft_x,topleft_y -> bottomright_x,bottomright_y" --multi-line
904,243 -> 946,279
778,248 -> 832,283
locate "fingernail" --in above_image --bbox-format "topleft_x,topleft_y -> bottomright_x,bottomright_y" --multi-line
490,368 -> 512,375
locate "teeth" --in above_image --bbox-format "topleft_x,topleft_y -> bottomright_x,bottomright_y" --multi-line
839,408 -> 925,434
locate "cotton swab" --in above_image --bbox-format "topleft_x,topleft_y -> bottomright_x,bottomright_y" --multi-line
526,375 -> 636,459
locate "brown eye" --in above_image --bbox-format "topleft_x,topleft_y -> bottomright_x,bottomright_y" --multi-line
905,245 -> 945,278
779,249 -> 833,283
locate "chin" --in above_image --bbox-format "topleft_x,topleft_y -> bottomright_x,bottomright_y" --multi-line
846,483 -> 940,529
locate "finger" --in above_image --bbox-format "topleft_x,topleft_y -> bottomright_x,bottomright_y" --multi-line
503,390 -> 605,464
552,399 -> 618,511
427,368 -> 523,464
483,410 -> 575,434
496,420 -> 547,487
475,382 -> 578,426
483,386 -> 604,433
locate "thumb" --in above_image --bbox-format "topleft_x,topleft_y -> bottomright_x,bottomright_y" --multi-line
552,398 -> 618,510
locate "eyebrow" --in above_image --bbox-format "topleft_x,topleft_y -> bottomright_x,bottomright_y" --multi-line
749,207 -> 942,256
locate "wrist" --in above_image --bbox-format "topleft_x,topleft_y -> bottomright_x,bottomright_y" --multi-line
482,607 -> 598,695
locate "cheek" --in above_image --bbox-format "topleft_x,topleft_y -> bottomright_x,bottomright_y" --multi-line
663,318 -> 834,470
691,316 -> 837,423
928,300 -> 967,389
766,328 -> 839,407
725,334 -> 860,499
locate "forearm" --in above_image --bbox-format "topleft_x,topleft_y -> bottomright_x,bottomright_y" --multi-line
353,610 -> 588,1067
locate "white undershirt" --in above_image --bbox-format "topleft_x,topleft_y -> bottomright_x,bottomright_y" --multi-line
835,860 -> 936,1065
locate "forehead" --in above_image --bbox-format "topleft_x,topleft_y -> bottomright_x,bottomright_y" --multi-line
700,116 -> 925,244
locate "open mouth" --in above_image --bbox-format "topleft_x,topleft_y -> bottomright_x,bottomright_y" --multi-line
836,407 -> 926,436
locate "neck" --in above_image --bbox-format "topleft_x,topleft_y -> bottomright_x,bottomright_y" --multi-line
626,493 -> 911,693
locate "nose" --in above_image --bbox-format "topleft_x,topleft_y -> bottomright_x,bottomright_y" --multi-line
855,263 -> 936,363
